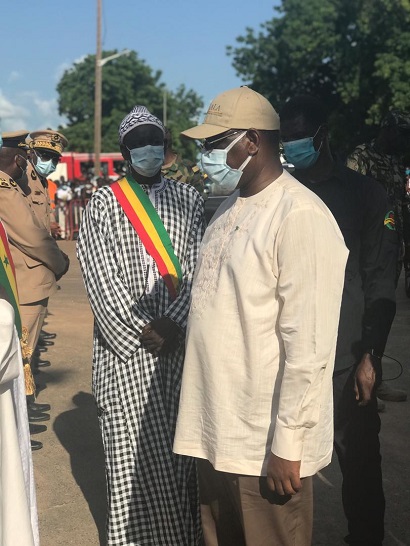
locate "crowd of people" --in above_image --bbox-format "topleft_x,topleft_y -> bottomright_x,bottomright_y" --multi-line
0,88 -> 409,546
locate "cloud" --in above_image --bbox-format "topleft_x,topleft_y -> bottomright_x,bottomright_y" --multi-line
55,55 -> 87,82
54,61 -> 71,82
0,90 -> 29,130
0,89 -> 65,132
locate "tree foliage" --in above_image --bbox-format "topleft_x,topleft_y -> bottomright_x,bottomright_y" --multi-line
56,50 -> 203,159
227,0 -> 410,152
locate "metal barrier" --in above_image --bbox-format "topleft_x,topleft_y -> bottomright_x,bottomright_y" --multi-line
55,199 -> 90,241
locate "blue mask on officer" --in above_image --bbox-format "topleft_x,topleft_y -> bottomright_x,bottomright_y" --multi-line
282,126 -> 322,169
34,152 -> 57,177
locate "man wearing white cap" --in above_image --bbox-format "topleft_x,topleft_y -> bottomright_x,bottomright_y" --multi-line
173,87 -> 349,545
77,106 -> 205,545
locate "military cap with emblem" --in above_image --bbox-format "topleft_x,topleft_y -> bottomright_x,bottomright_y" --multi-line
1,130 -> 30,149
27,130 -> 68,156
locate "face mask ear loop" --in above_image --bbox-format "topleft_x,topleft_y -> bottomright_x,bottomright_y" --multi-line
239,154 -> 252,171
224,130 -> 247,153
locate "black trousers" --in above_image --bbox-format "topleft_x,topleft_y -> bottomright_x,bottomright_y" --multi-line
333,367 -> 385,546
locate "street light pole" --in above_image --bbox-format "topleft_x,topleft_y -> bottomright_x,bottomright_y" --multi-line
93,0 -> 102,177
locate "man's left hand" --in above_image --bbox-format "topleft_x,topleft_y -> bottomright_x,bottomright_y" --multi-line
267,452 -> 302,496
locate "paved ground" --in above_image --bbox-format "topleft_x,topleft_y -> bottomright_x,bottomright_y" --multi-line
34,241 -> 410,546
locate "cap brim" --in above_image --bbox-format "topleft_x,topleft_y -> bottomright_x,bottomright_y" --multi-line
181,123 -> 232,140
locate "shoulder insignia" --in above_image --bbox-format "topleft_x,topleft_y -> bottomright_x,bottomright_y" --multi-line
192,165 -> 200,173
0,177 -> 16,189
384,211 -> 396,230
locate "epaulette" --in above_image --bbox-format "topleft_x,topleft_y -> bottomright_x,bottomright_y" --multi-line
192,165 -> 200,173
0,177 -> 17,189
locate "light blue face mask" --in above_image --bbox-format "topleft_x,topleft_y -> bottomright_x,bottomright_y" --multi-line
282,126 -> 322,169
0,133 -> 3,150
34,152 -> 57,177
128,144 -> 164,178
201,131 -> 252,193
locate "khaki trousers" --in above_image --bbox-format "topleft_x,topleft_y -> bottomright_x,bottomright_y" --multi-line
20,298 -> 48,361
198,459 -> 313,546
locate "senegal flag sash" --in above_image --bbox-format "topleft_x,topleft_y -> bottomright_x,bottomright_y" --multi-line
0,221 -> 22,337
111,176 -> 183,300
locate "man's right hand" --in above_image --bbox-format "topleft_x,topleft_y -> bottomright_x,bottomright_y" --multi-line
354,353 -> 377,406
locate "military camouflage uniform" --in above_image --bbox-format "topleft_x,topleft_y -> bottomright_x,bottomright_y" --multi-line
162,155 -> 203,193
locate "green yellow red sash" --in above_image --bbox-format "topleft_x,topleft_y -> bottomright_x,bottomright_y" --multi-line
111,176 -> 182,300
0,221 -> 22,337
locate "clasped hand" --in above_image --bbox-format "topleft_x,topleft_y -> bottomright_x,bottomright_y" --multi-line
140,317 -> 180,355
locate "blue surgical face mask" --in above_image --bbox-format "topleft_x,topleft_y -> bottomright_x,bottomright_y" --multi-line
34,152 -> 57,177
128,144 -> 164,178
282,126 -> 322,169
201,131 -> 252,193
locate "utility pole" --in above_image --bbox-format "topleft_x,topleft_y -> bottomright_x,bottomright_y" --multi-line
163,89 -> 168,127
93,0 -> 102,177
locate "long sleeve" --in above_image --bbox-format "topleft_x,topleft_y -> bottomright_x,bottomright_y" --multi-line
0,183 -> 66,276
360,181 -> 397,355
77,193 -> 154,362
163,193 -> 206,329
271,207 -> 348,461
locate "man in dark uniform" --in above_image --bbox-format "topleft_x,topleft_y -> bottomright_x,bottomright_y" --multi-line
280,96 -> 398,546
347,110 -> 410,280
346,112 -> 409,403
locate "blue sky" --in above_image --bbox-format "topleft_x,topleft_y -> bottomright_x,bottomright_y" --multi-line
0,0 -> 280,135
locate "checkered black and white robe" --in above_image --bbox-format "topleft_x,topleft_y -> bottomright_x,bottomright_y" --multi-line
77,177 -> 205,546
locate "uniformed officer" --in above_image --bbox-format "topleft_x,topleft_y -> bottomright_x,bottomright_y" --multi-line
346,111 -> 409,403
280,96 -> 398,546
161,127 -> 204,192
0,131 -> 69,374
347,110 -> 410,282
23,130 -> 68,238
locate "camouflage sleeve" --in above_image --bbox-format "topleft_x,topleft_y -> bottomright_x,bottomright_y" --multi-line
181,160 -> 204,193
346,147 -> 370,177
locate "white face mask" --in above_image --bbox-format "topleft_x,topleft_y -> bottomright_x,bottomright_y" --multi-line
128,145 -> 164,178
201,131 -> 252,193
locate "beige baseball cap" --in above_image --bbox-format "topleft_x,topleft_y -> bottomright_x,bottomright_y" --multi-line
182,86 -> 280,140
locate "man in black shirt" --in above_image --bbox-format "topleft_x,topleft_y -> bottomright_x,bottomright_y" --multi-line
280,96 -> 398,546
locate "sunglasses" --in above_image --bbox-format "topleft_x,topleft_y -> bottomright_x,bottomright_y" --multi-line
201,130 -> 240,153
35,150 -> 60,164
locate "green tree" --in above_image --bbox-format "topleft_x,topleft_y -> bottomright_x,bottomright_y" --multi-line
56,50 -> 203,160
228,0 -> 410,153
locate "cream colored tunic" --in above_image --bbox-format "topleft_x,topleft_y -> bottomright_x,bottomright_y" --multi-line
0,300 -> 39,546
174,170 -> 348,478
